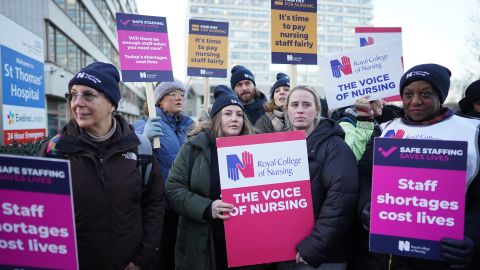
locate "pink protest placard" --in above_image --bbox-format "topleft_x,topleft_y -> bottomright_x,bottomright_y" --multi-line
0,154 -> 77,269
217,131 -> 314,267
370,138 -> 467,261
116,13 -> 173,82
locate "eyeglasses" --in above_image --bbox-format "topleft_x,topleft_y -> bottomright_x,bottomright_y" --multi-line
65,91 -> 103,102
167,92 -> 185,99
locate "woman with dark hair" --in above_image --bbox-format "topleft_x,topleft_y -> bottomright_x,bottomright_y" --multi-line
278,85 -> 358,270
358,64 -> 480,269
166,85 -> 258,270
255,73 -> 290,133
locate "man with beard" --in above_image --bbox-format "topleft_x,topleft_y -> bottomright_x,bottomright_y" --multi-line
230,65 -> 268,125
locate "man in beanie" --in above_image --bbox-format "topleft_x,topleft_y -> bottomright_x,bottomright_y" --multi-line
459,79 -> 480,118
255,72 -> 290,133
230,65 -> 267,125
41,62 -> 165,269
355,63 -> 480,269
134,78 -> 193,270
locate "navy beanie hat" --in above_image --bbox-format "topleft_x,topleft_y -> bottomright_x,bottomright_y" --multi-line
230,65 -> 255,89
459,79 -> 480,113
270,73 -> 290,99
211,85 -> 244,117
399,63 -> 451,104
68,62 -> 121,108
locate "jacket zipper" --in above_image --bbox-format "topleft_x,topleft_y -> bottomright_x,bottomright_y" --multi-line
388,253 -> 392,270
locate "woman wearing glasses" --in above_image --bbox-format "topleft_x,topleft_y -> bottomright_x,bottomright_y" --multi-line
41,62 -> 165,269
134,79 -> 194,270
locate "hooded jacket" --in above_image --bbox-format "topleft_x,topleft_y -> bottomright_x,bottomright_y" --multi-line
134,107 -> 193,182
296,119 -> 359,267
166,130 -> 218,270
41,115 -> 165,269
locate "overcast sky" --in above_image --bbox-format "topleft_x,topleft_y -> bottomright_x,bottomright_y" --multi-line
136,0 -> 479,80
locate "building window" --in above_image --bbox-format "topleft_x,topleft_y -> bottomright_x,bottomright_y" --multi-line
45,22 -> 93,73
47,99 -> 68,137
53,0 -> 119,66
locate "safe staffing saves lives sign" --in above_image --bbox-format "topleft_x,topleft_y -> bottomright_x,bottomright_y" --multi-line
370,138 -> 467,261
0,154 -> 78,269
217,131 -> 314,267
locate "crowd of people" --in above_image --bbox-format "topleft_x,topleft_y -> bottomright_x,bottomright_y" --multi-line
39,61 -> 480,270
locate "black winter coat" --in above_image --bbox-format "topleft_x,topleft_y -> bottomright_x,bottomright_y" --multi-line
357,116 -> 480,270
244,91 -> 268,125
296,119 -> 359,267
41,115 -> 165,269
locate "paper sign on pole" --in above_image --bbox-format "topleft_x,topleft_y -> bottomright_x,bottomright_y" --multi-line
355,27 -> 403,102
271,0 -> 317,65
116,13 -> 173,82
217,131 -> 314,267
370,138 -> 467,261
187,19 -> 229,78
0,154 -> 78,269
318,39 -> 403,110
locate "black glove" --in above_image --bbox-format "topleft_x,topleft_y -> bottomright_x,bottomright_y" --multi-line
441,235 -> 475,269
360,202 -> 371,230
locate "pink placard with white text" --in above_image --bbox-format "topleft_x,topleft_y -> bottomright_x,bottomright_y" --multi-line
217,131 -> 314,267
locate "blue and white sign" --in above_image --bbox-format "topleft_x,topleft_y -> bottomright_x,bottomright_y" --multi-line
0,14 -> 46,144
2,46 -> 44,108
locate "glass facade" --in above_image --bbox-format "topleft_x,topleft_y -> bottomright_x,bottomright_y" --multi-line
46,22 -> 94,73
53,0 -> 119,66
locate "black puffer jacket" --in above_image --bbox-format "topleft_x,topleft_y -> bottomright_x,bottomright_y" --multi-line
296,119 -> 359,267
244,91 -> 268,125
41,115 -> 165,269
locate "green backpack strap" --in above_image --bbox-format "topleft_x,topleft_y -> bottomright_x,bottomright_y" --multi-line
136,132 -> 153,188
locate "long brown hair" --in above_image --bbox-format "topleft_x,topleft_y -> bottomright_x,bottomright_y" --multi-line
189,107 -> 254,139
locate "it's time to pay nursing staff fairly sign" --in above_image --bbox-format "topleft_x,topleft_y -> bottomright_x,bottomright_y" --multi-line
370,138 -> 467,261
217,131 -> 314,267
187,19 -> 229,78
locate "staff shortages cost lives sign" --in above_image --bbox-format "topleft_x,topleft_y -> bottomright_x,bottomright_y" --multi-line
217,131 -> 314,267
370,138 -> 467,261
0,155 -> 78,269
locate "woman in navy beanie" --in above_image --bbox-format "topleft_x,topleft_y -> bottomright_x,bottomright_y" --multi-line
356,63 -> 480,270
40,62 -> 165,270
255,72 -> 291,133
166,85 -> 277,270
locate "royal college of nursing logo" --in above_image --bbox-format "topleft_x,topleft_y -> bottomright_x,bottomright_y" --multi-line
330,56 -> 352,78
360,36 -> 374,47
383,129 -> 405,139
226,151 -> 255,181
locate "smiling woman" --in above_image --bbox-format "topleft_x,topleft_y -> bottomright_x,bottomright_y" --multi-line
40,62 -> 165,270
